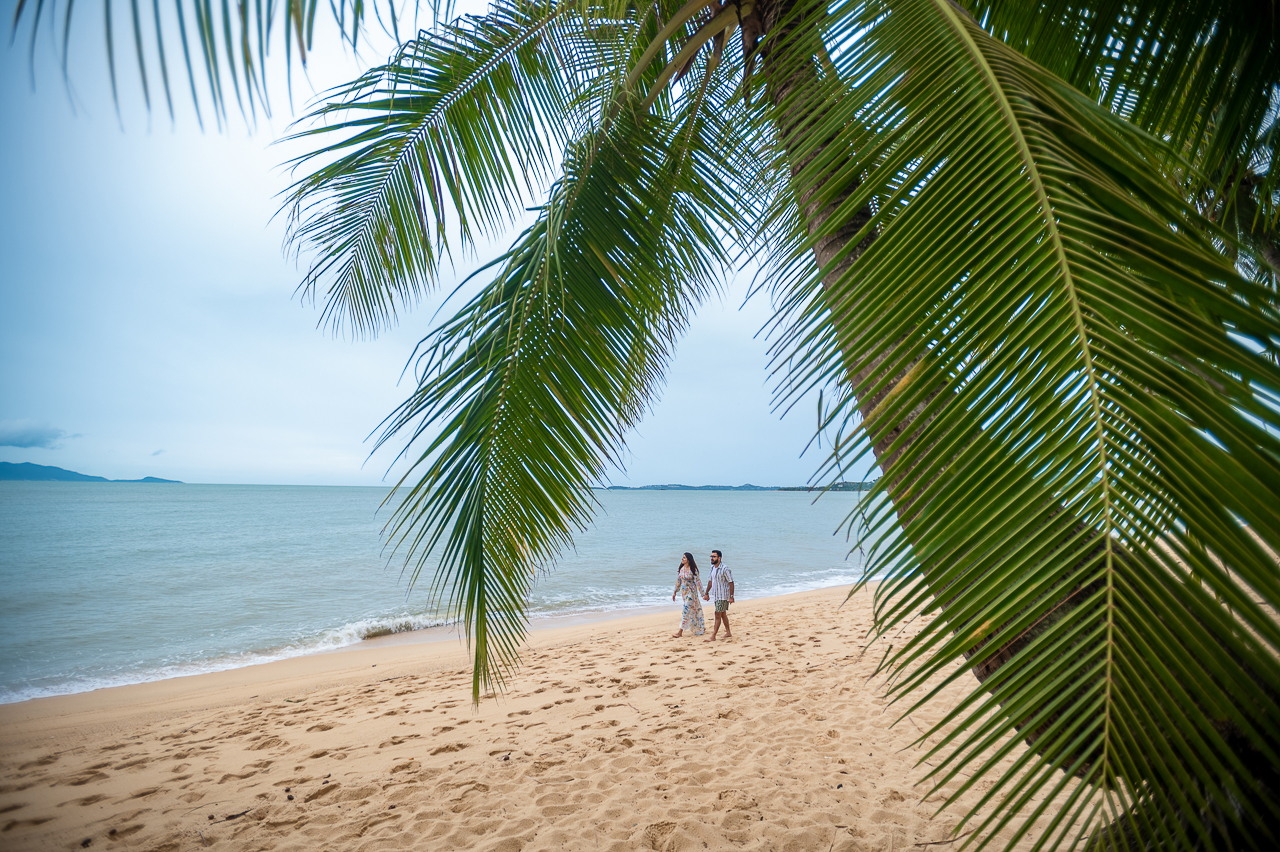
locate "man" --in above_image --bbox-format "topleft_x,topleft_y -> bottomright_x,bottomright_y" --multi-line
702,549 -> 734,641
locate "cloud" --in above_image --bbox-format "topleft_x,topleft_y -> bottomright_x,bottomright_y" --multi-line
0,420 -> 69,449
151,449 -> 165,456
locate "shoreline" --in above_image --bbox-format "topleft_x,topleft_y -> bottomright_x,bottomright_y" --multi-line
351,601 -> 679,651
0,585 -> 1071,852
0,587 -> 844,722
3,585 -> 864,710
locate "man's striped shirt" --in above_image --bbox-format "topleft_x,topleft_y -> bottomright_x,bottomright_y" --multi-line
708,564 -> 733,601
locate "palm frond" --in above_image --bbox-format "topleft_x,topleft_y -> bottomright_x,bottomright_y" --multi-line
970,1 -> 1280,225
373,90 -> 747,698
283,0 -> 615,335
281,0 -> 746,337
767,0 -> 1280,848
11,0 -> 399,123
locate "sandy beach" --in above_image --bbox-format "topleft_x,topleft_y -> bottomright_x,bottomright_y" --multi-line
0,587 -> 1065,851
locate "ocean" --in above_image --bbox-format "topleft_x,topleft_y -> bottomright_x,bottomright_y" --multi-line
0,482 -> 871,704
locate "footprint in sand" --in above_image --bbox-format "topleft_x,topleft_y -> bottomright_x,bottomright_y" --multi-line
640,821 -> 676,850
18,753 -> 61,770
109,823 -> 145,838
62,770 -> 109,787
304,783 -> 339,802
60,794 -> 108,807
529,759 -> 564,775
247,736 -> 286,751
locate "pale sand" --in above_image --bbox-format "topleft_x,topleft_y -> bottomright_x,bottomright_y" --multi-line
0,587 -> 1067,851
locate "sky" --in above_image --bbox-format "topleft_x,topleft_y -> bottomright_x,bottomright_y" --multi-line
0,5 -> 872,488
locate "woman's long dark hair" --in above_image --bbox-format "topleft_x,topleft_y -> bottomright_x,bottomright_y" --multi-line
682,552 -> 699,580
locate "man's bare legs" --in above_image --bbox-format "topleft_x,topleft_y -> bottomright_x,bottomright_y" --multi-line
704,611 -> 732,641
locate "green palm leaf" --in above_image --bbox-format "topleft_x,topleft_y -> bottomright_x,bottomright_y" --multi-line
10,0 -> 423,123
767,1 -> 1280,847
368,78 -> 750,698
283,0 -> 596,334
972,1 -> 1280,286
972,1 -> 1280,206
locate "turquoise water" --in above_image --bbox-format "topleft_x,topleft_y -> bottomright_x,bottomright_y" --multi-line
0,483 -> 869,703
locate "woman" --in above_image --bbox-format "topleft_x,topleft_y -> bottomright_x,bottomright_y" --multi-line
671,552 -> 706,638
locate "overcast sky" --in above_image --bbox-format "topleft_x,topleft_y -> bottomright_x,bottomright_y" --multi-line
0,8 -> 872,488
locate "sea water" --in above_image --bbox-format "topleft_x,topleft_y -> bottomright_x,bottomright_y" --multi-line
0,482 -> 874,704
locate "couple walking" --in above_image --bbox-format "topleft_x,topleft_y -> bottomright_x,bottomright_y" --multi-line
671,550 -> 734,641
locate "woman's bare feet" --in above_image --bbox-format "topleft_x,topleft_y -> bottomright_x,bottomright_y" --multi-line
672,630 -> 683,638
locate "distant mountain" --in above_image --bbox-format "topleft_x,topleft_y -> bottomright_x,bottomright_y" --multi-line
777,481 -> 879,492
0,462 -> 182,483
601,483 -> 778,491
599,481 -> 877,491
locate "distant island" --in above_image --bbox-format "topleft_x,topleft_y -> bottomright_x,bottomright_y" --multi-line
601,481 -> 877,492
0,462 -> 182,483
777,481 -> 878,492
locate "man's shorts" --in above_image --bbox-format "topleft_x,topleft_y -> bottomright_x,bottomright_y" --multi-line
715,600 -> 730,613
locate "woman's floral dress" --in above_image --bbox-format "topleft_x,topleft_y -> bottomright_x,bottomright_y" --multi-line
676,567 -> 706,635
